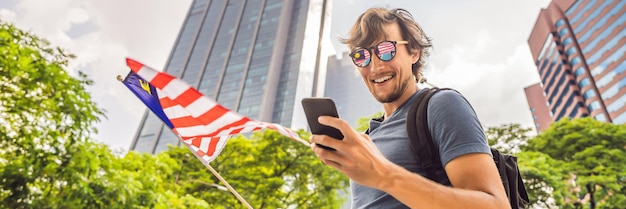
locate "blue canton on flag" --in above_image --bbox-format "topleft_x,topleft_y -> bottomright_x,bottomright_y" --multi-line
122,71 -> 174,129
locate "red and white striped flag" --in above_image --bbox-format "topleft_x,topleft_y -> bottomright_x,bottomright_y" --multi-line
124,58 -> 309,164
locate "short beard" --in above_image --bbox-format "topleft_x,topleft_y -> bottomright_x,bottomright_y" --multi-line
374,75 -> 411,103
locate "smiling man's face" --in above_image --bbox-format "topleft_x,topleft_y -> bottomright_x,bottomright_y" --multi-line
358,22 -> 419,104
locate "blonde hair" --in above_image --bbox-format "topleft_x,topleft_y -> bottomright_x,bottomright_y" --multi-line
342,8 -> 432,83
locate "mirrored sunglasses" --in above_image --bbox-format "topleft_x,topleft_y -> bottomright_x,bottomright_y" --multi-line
350,40 -> 409,68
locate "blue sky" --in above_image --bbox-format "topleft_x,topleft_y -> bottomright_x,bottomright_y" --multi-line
0,0 -> 549,151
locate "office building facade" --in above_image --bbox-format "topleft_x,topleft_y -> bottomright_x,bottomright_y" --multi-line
524,83 -> 554,132
130,0 -> 332,153
526,0 -> 625,131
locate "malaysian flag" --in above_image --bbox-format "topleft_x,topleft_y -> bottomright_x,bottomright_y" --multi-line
122,58 -> 309,164
352,49 -> 371,66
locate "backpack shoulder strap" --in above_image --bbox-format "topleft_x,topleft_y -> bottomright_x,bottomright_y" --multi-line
406,87 -> 451,184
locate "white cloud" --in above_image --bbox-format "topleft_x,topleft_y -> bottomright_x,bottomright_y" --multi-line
2,0 -> 190,151
426,41 -> 540,128
67,7 -> 90,24
0,8 -> 16,22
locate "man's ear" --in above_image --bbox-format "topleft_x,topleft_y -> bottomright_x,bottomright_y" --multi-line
411,49 -> 420,64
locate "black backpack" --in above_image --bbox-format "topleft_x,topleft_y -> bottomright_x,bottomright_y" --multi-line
406,87 -> 530,209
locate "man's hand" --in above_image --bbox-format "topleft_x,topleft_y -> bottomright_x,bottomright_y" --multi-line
309,115 -> 398,189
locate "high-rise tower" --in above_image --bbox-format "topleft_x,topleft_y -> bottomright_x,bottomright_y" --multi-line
130,0 -> 332,153
525,0 -> 625,132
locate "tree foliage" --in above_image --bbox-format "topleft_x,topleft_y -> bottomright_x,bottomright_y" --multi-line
0,20 -> 104,208
484,123 -> 567,208
526,117 -> 626,208
168,130 -> 350,209
515,151 -> 572,208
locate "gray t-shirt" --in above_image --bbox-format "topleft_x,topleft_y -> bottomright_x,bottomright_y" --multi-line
351,88 -> 491,209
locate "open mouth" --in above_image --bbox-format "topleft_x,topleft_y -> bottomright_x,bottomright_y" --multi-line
372,75 -> 393,84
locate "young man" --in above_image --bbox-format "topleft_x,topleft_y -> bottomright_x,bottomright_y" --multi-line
309,8 -> 511,209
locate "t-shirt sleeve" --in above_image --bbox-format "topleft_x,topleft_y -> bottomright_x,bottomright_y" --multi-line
427,90 -> 491,167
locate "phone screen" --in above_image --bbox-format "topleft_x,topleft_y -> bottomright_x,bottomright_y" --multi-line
301,98 -> 344,141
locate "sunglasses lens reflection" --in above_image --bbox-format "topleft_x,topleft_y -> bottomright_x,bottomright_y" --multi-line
350,41 -> 398,67
352,48 -> 371,67
377,41 -> 396,61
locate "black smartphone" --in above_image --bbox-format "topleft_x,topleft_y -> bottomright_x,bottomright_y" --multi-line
302,98 -> 344,150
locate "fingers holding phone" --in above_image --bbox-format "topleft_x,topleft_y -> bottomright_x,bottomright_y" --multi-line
301,98 -> 343,150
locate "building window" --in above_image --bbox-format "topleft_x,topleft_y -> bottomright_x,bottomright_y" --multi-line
591,65 -> 606,76
589,100 -> 602,112
563,37 -> 572,46
579,77 -> 591,89
601,77 -> 626,100
555,18 -> 566,28
613,112 -> 626,124
583,89 -> 597,100
559,28 -> 569,36
607,94 -> 626,113
570,57 -> 581,66
566,47 -> 577,56
594,113 -> 607,122
574,67 -> 585,77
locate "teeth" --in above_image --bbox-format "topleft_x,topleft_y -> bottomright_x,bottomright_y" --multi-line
373,76 -> 392,83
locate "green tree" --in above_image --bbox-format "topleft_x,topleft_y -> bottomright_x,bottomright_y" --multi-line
167,130 -> 350,209
109,149 -> 208,209
526,117 -> 626,209
29,140 -> 208,209
0,20 -> 104,208
484,123 -> 571,208
516,151 -> 572,208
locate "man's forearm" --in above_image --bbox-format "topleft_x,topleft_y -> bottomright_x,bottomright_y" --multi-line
378,164 -> 510,209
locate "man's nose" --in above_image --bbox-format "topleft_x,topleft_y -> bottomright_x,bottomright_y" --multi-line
369,54 -> 385,71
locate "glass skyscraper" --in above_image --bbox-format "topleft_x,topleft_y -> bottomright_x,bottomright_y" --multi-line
525,0 -> 625,132
130,0 -> 332,153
